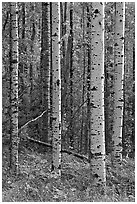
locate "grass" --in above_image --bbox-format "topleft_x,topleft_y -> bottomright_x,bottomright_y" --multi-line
2,139 -> 135,202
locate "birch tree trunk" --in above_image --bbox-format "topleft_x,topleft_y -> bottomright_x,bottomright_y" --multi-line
112,2 -> 125,166
90,2 -> 106,186
51,2 -> 61,177
9,2 -> 19,175
80,3 -> 86,152
86,4 -> 91,157
49,3 -> 53,141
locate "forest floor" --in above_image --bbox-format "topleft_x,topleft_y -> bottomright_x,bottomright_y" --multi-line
2,138 -> 135,202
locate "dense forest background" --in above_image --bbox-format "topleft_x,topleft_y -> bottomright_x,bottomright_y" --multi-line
2,2 -> 135,202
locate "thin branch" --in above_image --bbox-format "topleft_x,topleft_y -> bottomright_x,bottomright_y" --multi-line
62,148 -> 89,162
19,109 -> 48,133
72,98 -> 87,120
26,136 -> 52,147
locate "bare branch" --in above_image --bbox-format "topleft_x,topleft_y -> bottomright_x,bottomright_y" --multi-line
19,109 -> 48,133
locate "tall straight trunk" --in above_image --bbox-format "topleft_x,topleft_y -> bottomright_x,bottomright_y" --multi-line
49,3 -> 53,139
30,3 -> 35,102
41,2 -> 50,142
69,2 -> 74,147
122,66 -> 126,156
61,2 -> 67,116
90,2 -> 106,186
112,2 -> 125,165
60,3 -> 63,37
20,3 -> 25,74
85,4 -> 91,156
80,3 -> 86,153
9,2 -> 19,175
19,2 -> 25,96
51,2 -> 61,177
104,3 -> 108,154
60,2 -> 67,147
104,61 -> 109,154
22,3 -> 25,40
132,44 -> 135,151
104,3 -> 115,154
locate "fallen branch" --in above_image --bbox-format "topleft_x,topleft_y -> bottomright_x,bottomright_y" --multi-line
19,109 -> 48,133
62,148 -> 89,162
26,136 -> 52,148
25,135 -> 89,162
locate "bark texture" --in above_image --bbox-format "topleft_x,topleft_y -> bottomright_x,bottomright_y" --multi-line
51,2 -> 61,177
90,2 -> 106,186
112,2 -> 125,165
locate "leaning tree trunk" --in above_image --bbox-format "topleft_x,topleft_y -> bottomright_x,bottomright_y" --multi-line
51,2 -> 61,177
90,2 -> 106,186
112,2 -> 125,166
9,2 -> 19,175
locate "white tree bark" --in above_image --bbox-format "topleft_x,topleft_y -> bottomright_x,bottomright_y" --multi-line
51,2 -> 61,177
90,2 -> 106,186
112,2 -> 125,165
